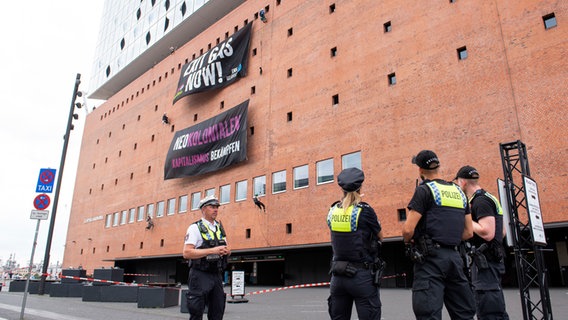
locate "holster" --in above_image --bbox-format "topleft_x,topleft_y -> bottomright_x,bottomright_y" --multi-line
372,258 -> 386,286
471,244 -> 489,269
330,261 -> 357,277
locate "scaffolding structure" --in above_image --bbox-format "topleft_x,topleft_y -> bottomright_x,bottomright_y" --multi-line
499,140 -> 553,320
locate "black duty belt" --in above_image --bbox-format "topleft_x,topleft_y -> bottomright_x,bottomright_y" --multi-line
348,262 -> 372,269
435,243 -> 459,251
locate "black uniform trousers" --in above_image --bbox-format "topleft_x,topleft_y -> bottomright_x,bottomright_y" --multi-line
328,268 -> 381,320
471,259 -> 509,320
412,246 -> 475,320
187,268 -> 226,320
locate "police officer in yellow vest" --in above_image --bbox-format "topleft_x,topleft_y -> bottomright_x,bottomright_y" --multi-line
327,167 -> 384,320
454,165 -> 509,320
402,150 -> 475,320
183,195 -> 230,320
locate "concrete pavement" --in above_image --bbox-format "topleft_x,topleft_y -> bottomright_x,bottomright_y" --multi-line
0,281 -> 566,319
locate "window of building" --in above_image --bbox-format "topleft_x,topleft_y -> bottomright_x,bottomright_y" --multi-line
179,195 -> 188,213
253,176 -> 266,196
205,188 -> 216,197
293,165 -> 309,189
251,86 -> 256,94
156,201 -> 165,217
330,47 -> 337,57
167,198 -> 176,215
342,151 -> 362,169
137,205 -> 145,221
117,211 -> 124,225
246,228 -> 251,239
129,208 -> 135,223
332,94 -> 339,105
287,68 -> 293,77
384,21 -> 392,33
105,214 -> 112,228
287,28 -> 293,36
317,158 -> 334,184
220,184 -> 231,204
236,180 -> 248,201
191,192 -> 201,210
113,212 -> 120,226
329,3 -> 336,13
457,46 -> 468,60
272,170 -> 287,193
388,72 -> 397,85
543,13 -> 557,29
398,208 -> 407,221
147,203 -> 155,218
286,223 -> 292,234
287,112 -> 293,122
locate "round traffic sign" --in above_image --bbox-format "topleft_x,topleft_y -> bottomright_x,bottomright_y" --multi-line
34,194 -> 51,210
40,170 -> 55,184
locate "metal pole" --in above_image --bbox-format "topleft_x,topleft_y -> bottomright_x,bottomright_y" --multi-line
38,73 -> 81,295
20,219 -> 41,319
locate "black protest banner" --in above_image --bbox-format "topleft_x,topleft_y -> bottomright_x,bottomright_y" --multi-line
173,22 -> 252,104
164,100 -> 248,180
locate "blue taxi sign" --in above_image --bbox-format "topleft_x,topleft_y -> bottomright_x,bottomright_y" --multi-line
36,168 -> 56,193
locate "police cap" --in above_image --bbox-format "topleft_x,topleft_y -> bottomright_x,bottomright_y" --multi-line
455,165 -> 479,180
199,195 -> 220,209
338,167 -> 365,192
412,150 -> 440,170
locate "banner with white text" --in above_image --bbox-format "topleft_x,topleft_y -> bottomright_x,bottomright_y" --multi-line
164,100 -> 248,180
173,22 -> 252,104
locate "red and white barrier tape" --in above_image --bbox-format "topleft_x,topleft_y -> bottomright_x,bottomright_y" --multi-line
243,273 -> 407,296
246,282 -> 330,295
123,273 -> 157,277
59,275 -> 147,287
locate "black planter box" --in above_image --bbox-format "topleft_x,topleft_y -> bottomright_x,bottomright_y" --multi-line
101,286 -> 139,302
61,269 -> 87,284
49,283 -> 85,297
137,287 -> 179,308
82,286 -> 102,301
93,268 -> 124,286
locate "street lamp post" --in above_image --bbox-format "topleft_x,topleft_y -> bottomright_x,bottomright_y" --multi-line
38,73 -> 82,295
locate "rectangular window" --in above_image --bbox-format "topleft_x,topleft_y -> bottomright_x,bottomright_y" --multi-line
156,201 -> 165,217
147,203 -> 155,218
113,212 -> 120,226
253,176 -> 266,196
293,165 -> 309,189
105,214 -> 112,228
137,205 -> 145,221
384,21 -> 392,33
120,211 -> 127,225
342,151 -> 362,170
236,180 -> 248,201
191,192 -> 201,210
317,158 -> 334,184
129,208 -> 135,223
179,195 -> 188,213
167,198 -> 176,215
398,208 -> 407,221
457,46 -> 468,60
388,72 -> 396,85
543,13 -> 557,29
220,184 -> 231,204
272,170 -> 287,193
205,188 -> 216,197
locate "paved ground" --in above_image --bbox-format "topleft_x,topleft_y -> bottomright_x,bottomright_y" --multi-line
0,281 -> 566,319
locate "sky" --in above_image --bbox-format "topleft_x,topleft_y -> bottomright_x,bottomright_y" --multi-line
0,1 -> 105,269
